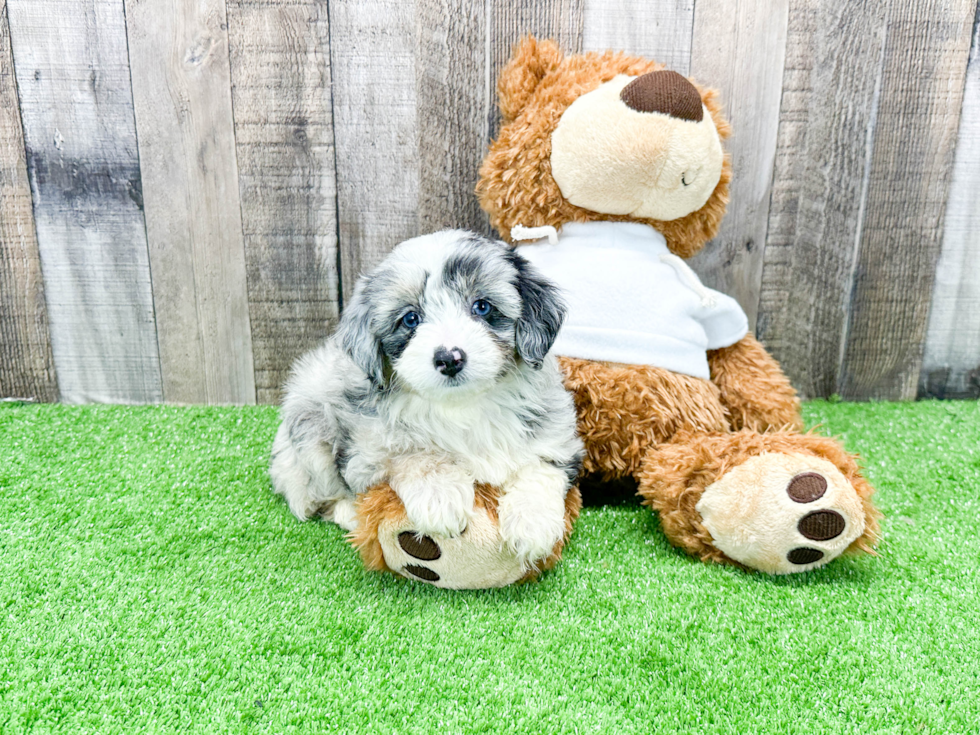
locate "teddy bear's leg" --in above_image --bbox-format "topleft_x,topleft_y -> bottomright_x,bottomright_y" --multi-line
347,483 -> 581,589
707,334 -> 804,433
558,356 -> 730,480
636,430 -> 881,574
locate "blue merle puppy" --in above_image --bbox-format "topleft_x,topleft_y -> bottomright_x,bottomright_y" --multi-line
270,230 -> 583,564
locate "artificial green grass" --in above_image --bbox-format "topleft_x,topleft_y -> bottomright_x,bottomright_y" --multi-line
1,400 -> 978,734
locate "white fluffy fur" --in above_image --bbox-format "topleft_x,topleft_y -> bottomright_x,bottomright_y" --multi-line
270,230 -> 583,563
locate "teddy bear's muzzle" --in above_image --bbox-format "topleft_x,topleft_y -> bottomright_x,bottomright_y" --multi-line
549,73 -> 725,222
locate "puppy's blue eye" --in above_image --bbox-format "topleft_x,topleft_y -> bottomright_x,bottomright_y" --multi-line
471,299 -> 492,317
401,311 -> 420,329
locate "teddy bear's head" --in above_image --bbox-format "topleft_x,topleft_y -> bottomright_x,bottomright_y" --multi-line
476,37 -> 731,258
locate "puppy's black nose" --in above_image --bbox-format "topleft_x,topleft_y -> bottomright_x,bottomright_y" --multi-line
433,347 -> 466,378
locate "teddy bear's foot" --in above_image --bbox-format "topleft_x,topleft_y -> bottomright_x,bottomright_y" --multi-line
348,483 -> 581,589
696,453 -> 868,573
638,431 -> 880,574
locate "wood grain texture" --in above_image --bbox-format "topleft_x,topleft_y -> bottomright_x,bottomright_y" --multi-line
6,0 -> 162,404
126,0 -> 255,405
756,0 -> 890,399
489,0 -> 584,140
227,0 -> 339,405
686,0 -> 789,332
839,0 -> 976,401
0,1 -> 57,402
330,0 -> 420,302
415,0 -> 488,234
582,0 -> 694,75
920,6 -> 980,400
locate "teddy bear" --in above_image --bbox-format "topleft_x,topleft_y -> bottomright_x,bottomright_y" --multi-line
346,37 -> 880,586
474,36 -> 881,574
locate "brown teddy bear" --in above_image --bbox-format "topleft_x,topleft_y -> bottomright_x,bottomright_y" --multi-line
347,37 -> 880,586
474,36 -> 881,574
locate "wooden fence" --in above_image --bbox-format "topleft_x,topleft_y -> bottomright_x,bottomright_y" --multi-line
1,0 -> 978,405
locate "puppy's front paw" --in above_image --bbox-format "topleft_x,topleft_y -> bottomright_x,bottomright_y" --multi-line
391,462 -> 475,538
498,486 -> 567,565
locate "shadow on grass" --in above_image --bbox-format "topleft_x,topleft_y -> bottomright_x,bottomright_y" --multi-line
578,474 -> 643,508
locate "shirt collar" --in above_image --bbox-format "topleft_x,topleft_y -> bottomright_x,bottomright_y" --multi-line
557,221 -> 669,253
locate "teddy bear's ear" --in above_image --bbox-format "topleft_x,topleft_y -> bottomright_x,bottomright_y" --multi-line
497,36 -> 564,124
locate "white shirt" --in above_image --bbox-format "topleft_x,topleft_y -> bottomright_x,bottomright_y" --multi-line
515,221 -> 748,380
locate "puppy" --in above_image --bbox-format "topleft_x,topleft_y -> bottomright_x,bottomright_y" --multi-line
270,230 -> 584,563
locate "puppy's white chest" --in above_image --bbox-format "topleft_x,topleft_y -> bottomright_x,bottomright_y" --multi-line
404,417 -> 530,482
348,402 -> 532,490
456,441 -> 525,486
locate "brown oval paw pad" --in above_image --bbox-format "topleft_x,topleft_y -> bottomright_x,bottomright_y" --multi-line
787,547 -> 824,565
786,472 -> 828,503
798,509 -> 845,540
398,532 -> 442,561
403,564 -> 439,582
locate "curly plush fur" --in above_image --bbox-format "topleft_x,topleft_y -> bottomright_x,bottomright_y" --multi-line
706,334 -> 804,433
558,356 -> 729,478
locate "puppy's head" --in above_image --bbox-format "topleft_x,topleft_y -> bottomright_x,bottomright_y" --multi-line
337,230 -> 565,398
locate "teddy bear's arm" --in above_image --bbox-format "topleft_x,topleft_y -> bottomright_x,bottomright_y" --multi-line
707,334 -> 803,432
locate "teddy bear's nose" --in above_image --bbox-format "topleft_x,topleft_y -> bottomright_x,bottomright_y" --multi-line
620,70 -> 703,122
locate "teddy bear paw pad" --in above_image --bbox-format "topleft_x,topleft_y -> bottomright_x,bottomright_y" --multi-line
786,472 -> 827,502
397,532 -> 442,561
403,564 -> 440,582
695,453 -> 866,575
797,509 -> 846,540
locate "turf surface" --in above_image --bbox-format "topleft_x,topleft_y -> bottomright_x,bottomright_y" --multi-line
1,400 -> 978,733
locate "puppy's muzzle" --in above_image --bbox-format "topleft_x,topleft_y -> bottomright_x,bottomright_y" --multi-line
433,346 -> 466,378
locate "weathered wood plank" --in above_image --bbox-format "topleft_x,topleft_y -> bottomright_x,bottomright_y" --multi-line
839,0 -> 976,401
582,0 -> 694,75
0,1 -> 58,402
125,0 -> 255,405
490,0 -> 584,74
6,0 -> 162,403
330,0 -> 420,302
756,0 -> 890,399
329,0 -> 590,299
686,0 -> 789,332
226,0 -> 340,405
920,6 -> 980,400
415,0 -> 488,234
489,0 -> 584,140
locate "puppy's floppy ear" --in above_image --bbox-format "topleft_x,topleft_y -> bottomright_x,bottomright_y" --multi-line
498,36 -> 564,124
336,286 -> 386,387
506,249 -> 566,369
